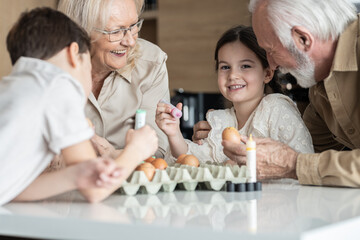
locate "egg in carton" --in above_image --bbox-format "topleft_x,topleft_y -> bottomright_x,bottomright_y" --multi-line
118,163 -> 248,196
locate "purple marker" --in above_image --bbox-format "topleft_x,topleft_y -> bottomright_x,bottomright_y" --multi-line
160,99 -> 182,118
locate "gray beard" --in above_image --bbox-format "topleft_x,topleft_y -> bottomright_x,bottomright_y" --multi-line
279,42 -> 317,88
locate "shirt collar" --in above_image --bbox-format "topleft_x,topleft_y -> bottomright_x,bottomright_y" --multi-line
119,70 -> 131,83
332,15 -> 359,72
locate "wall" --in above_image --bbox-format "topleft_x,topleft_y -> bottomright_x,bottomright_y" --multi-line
0,0 -> 58,79
0,0 -> 251,94
158,0 -> 251,95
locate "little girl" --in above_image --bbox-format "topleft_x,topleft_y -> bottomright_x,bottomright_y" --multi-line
156,25 -> 314,164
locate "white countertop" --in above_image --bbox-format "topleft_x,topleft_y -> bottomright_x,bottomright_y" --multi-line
1,179 -> 360,240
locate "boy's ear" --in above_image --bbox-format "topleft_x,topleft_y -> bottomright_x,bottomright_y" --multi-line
291,26 -> 313,52
67,42 -> 80,68
264,68 -> 274,84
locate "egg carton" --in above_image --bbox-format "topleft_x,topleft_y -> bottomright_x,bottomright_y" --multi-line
117,163 -> 249,195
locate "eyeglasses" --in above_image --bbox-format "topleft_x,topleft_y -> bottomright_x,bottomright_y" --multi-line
95,19 -> 144,42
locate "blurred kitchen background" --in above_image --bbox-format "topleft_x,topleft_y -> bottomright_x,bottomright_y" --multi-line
2,0 -> 359,138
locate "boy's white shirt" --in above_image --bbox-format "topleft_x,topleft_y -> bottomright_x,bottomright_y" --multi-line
165,94 -> 314,164
0,57 -> 94,205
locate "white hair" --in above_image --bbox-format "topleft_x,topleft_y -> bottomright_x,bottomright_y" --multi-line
57,0 -> 113,35
58,0 -> 145,74
249,0 -> 357,47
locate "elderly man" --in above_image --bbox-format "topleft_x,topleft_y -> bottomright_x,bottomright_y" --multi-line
195,0 -> 360,187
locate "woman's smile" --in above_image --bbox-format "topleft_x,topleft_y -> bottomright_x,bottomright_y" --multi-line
110,49 -> 126,57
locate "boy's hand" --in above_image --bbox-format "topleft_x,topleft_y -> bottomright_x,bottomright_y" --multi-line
75,157 -> 124,189
155,102 -> 182,137
125,125 -> 158,162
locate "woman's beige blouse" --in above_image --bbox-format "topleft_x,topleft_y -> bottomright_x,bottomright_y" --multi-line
85,38 -> 170,157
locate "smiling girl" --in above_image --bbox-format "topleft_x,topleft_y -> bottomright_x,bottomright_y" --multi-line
156,25 -> 314,164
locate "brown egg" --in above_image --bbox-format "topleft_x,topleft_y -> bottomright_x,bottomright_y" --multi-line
135,162 -> 156,181
176,154 -> 187,164
144,156 -> 156,163
182,154 -> 200,167
222,127 -> 241,144
151,158 -> 168,170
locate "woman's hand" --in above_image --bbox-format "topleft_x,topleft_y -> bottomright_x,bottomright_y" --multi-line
155,102 -> 182,137
44,154 -> 65,173
91,134 -> 121,159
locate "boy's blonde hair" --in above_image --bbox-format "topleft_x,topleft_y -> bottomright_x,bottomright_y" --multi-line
58,0 -> 145,75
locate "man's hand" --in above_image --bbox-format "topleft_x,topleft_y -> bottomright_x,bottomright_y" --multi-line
192,121 -> 211,145
222,137 -> 299,180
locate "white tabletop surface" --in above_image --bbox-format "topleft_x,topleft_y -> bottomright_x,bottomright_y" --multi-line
1,179 -> 360,240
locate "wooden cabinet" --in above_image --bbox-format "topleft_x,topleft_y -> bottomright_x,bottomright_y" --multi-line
141,10 -> 158,44
141,0 -> 251,95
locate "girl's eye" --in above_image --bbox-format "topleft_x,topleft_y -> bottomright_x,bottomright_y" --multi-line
241,64 -> 251,69
220,65 -> 230,70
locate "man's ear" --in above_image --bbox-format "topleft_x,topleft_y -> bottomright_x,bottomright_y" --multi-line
67,42 -> 80,68
291,26 -> 313,52
264,68 -> 274,84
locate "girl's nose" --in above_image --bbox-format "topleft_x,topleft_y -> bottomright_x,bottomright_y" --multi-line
229,69 -> 240,80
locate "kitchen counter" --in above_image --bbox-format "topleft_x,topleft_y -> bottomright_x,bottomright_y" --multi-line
1,179 -> 360,240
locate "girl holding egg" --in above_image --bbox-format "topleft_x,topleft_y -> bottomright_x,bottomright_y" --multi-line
156,25 -> 314,164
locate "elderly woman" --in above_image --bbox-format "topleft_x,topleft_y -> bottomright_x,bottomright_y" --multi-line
58,0 -> 169,158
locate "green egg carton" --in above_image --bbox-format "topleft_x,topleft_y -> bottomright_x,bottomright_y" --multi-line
117,163 -> 248,195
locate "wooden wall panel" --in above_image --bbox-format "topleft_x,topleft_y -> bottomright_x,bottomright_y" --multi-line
0,0 -> 58,79
141,18 -> 157,44
158,0 -> 251,95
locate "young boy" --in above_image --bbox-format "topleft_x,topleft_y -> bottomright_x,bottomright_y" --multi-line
0,7 -> 158,205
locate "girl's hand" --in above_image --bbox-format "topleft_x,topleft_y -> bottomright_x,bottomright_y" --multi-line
125,125 -> 158,162
192,109 -> 213,145
155,102 -> 182,137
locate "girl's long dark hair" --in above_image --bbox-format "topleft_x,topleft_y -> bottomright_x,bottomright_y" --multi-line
214,25 -> 283,94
